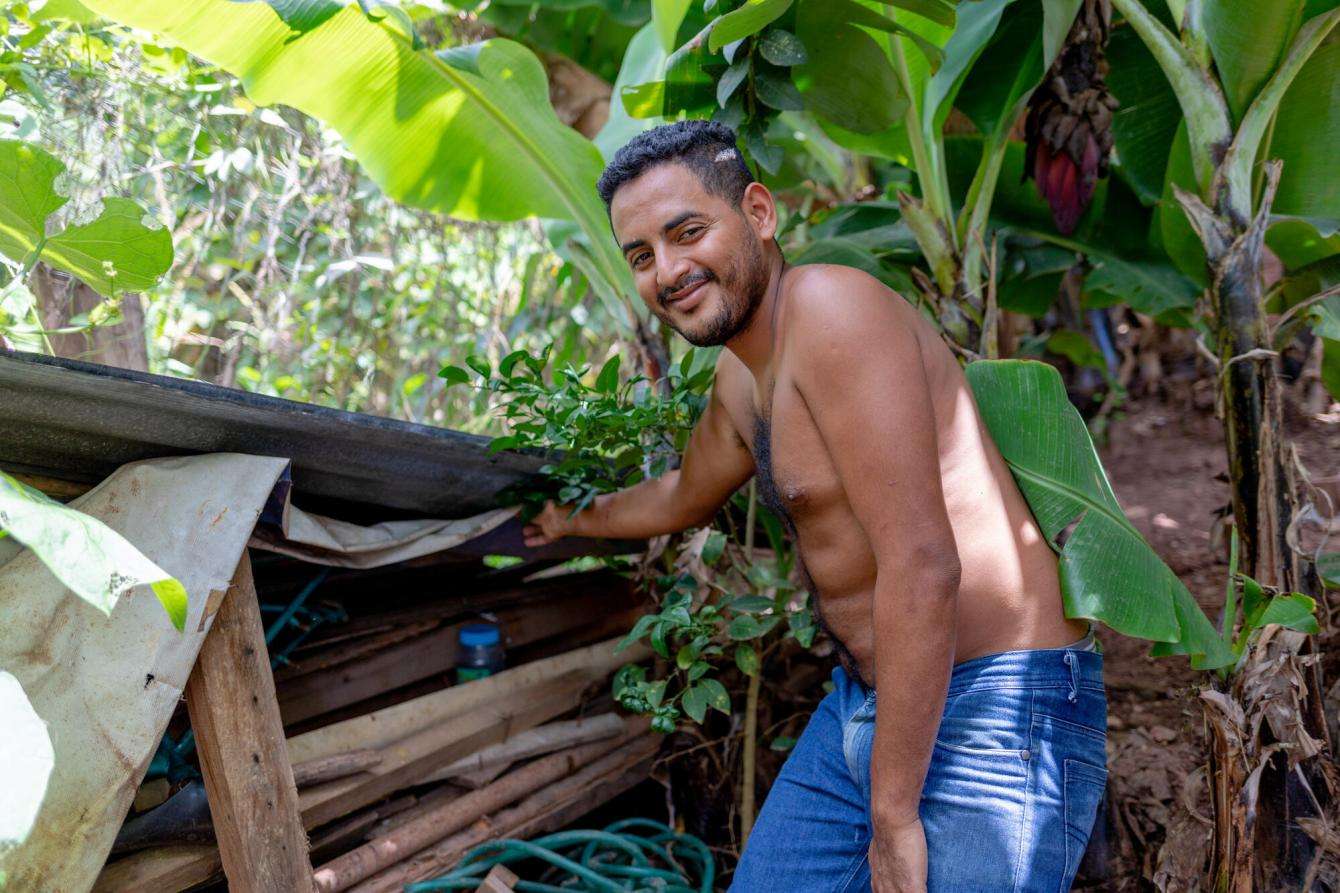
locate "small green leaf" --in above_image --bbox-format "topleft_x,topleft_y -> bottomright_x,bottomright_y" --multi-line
718,59 -> 750,107
728,614 -> 761,639
498,349 -> 528,378
595,354 -> 621,393
438,365 -> 470,386
1319,553 -> 1340,590
645,678 -> 668,709
730,595 -> 774,613
651,621 -> 672,658
1255,594 -> 1320,635
615,613 -> 659,652
758,28 -> 807,66
682,683 -> 708,722
676,642 -> 699,669
701,529 -> 727,565
708,0 -> 794,53
466,354 -> 491,378
700,677 -> 731,714
687,659 -> 711,682
150,579 -> 188,633
754,67 -> 805,111
769,735 -> 797,751
735,643 -> 760,676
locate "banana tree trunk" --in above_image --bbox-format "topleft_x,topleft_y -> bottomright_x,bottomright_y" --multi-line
1177,163 -> 1333,891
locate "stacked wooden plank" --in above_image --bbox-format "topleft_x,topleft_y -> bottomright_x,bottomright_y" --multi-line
94,555 -> 658,892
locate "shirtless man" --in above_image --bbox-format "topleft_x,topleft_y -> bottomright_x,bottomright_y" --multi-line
524,120 -> 1108,893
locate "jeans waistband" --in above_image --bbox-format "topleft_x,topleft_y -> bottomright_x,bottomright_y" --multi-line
946,640 -> 1104,697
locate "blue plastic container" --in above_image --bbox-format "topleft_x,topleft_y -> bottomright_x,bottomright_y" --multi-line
456,622 -> 505,682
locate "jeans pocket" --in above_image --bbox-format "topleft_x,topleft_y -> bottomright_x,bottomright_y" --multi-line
1061,758 -> 1107,889
934,688 -> 1031,758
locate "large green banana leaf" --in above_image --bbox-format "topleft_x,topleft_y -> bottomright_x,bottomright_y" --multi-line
81,0 -> 636,314
965,360 -> 1234,669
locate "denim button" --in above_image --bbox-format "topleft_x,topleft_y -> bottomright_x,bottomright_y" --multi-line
1021,749 -> 1031,761
1063,652 -> 1074,665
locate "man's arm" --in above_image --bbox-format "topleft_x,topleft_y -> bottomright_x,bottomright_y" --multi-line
524,353 -> 755,546
790,267 -> 960,890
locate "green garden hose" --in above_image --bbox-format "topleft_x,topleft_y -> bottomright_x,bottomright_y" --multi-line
404,819 -> 715,892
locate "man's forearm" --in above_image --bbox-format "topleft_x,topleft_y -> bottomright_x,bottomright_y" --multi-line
564,468 -> 700,540
869,565 -> 958,828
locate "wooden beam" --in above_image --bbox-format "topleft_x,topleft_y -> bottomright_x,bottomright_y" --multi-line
278,589 -> 643,726
91,846 -> 221,893
349,734 -> 661,893
298,671 -> 594,829
94,637 -> 653,893
312,719 -> 646,891
293,749 -> 382,787
287,635 -> 650,764
186,552 -> 314,893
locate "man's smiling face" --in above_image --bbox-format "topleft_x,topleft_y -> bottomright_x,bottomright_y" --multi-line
609,162 -> 770,347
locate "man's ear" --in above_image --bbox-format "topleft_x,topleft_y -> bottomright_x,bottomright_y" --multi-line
739,181 -> 778,241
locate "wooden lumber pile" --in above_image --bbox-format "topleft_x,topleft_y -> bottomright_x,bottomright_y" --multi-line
95,555 -> 658,893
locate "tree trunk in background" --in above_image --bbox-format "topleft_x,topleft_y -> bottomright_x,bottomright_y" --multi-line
543,53 -> 611,140
30,263 -> 149,371
1178,165 -> 1333,891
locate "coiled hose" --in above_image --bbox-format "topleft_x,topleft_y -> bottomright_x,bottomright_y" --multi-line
404,818 -> 715,892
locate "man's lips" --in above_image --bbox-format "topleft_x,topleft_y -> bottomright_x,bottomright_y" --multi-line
667,279 -> 708,307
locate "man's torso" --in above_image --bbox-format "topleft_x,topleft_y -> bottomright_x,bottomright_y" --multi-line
714,265 -> 1086,685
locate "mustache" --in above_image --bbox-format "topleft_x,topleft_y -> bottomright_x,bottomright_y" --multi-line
659,270 -> 715,306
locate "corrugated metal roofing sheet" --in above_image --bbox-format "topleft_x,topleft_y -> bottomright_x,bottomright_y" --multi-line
0,348 -> 549,520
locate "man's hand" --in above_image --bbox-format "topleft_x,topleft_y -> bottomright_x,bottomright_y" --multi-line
869,817 -> 928,893
522,500 -> 576,547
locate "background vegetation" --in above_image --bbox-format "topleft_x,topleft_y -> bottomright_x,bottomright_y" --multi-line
1,0 -> 1338,888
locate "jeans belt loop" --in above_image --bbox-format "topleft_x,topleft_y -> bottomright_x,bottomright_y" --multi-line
1063,650 -> 1079,702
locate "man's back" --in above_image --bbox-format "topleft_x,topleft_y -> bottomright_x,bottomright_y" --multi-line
709,262 -> 1087,686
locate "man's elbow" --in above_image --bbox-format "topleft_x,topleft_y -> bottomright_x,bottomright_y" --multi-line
889,542 -> 961,595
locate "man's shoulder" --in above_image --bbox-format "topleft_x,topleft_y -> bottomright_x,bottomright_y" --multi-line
784,263 -> 915,351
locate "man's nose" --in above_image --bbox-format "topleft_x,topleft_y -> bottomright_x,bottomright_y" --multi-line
654,250 -> 692,293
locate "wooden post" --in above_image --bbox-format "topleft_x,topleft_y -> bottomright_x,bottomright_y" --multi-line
186,551 -> 314,893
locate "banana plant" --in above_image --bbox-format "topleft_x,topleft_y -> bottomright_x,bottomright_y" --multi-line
1100,4 -> 1339,886
79,0 -> 643,331
1106,0 -> 1339,588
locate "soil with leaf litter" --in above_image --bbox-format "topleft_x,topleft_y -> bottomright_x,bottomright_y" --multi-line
1084,390 -> 1339,890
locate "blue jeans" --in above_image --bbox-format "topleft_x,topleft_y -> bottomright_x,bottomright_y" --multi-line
731,642 -> 1107,892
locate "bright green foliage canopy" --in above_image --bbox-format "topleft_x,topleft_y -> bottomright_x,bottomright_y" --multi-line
80,0 -> 635,311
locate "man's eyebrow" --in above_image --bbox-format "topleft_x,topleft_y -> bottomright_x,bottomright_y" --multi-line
619,211 -> 703,255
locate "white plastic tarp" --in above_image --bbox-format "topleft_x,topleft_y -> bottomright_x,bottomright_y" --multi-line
0,452 -> 517,891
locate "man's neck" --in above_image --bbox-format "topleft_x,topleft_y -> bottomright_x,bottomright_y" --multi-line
724,242 -> 787,380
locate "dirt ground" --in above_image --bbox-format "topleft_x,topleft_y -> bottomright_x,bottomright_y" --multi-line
1091,387 -> 1340,889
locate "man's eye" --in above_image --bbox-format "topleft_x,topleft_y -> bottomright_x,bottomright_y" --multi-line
681,226 -> 703,239
632,252 -> 651,267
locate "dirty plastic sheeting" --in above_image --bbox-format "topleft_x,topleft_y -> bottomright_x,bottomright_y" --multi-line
0,452 -> 523,890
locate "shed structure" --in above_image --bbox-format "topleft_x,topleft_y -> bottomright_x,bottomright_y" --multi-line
0,348 -> 655,892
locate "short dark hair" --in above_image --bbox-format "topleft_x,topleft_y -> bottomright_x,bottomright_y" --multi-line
597,120 -> 754,208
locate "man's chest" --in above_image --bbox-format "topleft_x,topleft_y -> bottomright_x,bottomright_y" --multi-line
733,378 -> 847,527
